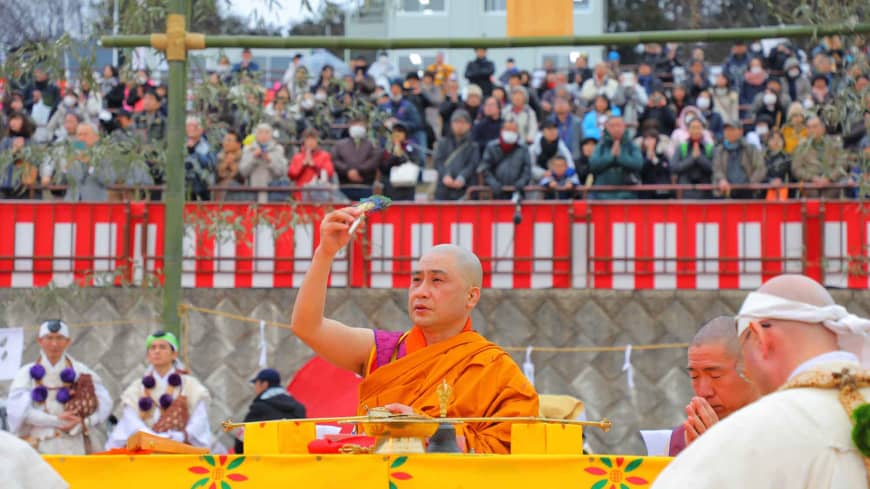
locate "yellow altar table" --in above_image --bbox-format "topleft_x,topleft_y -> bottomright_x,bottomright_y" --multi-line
44,453 -> 671,489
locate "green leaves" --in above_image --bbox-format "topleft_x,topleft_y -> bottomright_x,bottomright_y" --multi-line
851,403 -> 870,456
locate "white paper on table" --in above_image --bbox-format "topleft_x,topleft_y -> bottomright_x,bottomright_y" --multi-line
640,429 -> 673,456
316,425 -> 342,439
0,328 -> 24,381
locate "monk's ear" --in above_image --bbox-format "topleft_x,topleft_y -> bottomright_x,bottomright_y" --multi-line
466,286 -> 481,309
748,321 -> 773,358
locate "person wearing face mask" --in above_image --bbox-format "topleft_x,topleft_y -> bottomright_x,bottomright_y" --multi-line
125,68 -> 153,113
694,90 -> 724,142
712,121 -> 766,199
502,86 -> 538,146
332,116 -> 382,201
739,59 -> 768,121
379,122 -> 422,201
479,118 -> 532,199
709,73 -> 739,127
45,91 -> 86,143
780,57 -> 811,105
745,114 -> 774,151
752,83 -> 787,129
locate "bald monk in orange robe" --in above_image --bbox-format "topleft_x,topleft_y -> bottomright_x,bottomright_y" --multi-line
291,206 -> 539,454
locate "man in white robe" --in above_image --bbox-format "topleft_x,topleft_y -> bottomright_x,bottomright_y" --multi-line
653,274 -> 870,488
6,320 -> 112,454
106,331 -> 212,449
0,429 -> 69,489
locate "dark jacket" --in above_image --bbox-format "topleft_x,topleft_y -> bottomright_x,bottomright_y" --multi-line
433,133 -> 480,201
673,140 -> 715,198
479,140 -> 531,199
332,137 -> 382,185
235,388 -> 306,453
764,150 -> 793,182
471,117 -> 502,156
589,131 -> 644,199
464,57 -> 495,96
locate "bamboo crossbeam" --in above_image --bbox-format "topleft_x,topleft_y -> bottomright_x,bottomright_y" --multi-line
101,23 -> 870,50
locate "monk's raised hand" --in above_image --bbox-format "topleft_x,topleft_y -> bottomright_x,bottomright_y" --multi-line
683,396 -> 719,446
691,396 -> 719,430
684,417 -> 700,445
318,207 -> 363,257
383,403 -> 416,415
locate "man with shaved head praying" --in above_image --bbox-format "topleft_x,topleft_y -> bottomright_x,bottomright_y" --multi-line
291,207 -> 538,454
668,316 -> 759,456
653,274 -> 870,488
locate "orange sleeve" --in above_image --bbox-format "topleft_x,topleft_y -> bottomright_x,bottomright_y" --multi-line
453,352 -> 539,454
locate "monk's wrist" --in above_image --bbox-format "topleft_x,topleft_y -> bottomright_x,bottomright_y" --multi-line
313,246 -> 338,262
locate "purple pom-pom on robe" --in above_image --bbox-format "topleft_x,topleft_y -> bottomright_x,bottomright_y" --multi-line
167,373 -> 182,387
56,387 -> 71,404
60,367 -> 76,384
138,396 -> 154,412
159,394 -> 173,410
31,385 -> 48,403
30,364 -> 46,381
142,375 -> 156,389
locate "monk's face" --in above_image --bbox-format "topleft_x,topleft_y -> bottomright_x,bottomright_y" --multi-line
147,339 -> 178,370
409,252 -> 479,331
688,343 -> 759,418
38,333 -> 70,364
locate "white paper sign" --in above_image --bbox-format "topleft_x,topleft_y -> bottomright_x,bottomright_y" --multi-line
0,328 -> 24,381
640,429 -> 673,457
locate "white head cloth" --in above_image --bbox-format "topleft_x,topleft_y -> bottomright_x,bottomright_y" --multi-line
736,291 -> 870,366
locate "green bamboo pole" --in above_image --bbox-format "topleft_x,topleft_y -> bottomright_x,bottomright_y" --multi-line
101,23 -> 870,50
161,0 -> 189,338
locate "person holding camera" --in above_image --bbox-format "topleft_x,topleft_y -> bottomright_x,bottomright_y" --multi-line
240,123 -> 288,203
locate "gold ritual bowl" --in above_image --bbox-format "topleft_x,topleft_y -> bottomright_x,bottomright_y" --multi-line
357,408 -> 440,439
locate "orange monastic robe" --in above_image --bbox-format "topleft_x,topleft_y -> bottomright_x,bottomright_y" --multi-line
358,325 -> 539,454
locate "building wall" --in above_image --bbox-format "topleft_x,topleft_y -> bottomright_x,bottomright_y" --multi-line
346,0 -> 607,77
3,288 -> 868,454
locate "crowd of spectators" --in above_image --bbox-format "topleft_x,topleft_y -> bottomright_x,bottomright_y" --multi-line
0,37 -> 868,202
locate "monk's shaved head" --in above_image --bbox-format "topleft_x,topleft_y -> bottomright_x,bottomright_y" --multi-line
424,244 -> 483,288
691,316 -> 740,356
756,274 -> 835,307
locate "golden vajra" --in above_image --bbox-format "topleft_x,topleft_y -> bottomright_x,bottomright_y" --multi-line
437,379 -> 453,418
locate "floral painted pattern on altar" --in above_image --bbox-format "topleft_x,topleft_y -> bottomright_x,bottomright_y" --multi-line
188,455 -> 248,489
584,456 -> 649,489
388,456 -> 413,489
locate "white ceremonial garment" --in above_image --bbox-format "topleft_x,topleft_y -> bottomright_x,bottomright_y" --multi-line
652,353 -> 870,489
105,368 -> 212,449
0,429 -> 69,489
6,352 -> 113,454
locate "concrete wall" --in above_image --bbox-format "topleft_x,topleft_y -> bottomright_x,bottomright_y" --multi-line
3,288 -> 867,454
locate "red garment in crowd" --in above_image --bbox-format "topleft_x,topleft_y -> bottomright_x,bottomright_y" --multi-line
288,149 -> 335,186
